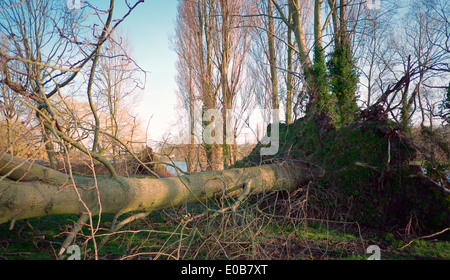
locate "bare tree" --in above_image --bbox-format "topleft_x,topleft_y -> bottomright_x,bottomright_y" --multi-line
0,0 -> 145,176
361,0 -> 450,129
267,0 -> 279,110
214,0 -> 254,167
173,0 -> 222,171
95,34 -> 146,166
398,0 -> 450,129
173,0 -> 255,169
173,0 -> 200,173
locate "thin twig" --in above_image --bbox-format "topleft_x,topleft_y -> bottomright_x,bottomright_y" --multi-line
400,227 -> 450,250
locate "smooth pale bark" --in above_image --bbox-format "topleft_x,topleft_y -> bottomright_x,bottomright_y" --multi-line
0,153 -> 321,225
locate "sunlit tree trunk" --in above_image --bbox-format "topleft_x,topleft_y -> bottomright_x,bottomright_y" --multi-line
0,152 -> 321,226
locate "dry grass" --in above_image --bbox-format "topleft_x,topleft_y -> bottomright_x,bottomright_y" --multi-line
74,182 -> 370,260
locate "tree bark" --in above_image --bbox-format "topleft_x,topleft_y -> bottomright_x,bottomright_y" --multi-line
267,0 -> 279,110
201,0 -> 223,171
271,0 -> 315,113
0,153 -> 321,226
220,0 -> 233,168
286,4 -> 294,125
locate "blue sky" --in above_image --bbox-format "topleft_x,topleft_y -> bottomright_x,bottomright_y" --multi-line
116,0 -> 179,143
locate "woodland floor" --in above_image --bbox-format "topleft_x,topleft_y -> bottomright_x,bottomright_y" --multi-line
0,207 -> 448,260
1,113 -> 448,260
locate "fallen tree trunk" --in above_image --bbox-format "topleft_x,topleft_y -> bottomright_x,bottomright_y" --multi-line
0,152 -> 321,226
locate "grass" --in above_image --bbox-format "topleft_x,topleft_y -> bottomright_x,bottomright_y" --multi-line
1,208 -> 448,260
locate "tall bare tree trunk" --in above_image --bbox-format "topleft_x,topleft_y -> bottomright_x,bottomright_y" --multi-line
272,0 -> 316,112
314,0 -> 322,50
267,0 -> 279,110
198,0 -> 222,171
339,0 -> 348,45
220,0 -> 231,168
187,66 -> 196,173
327,0 -> 340,47
286,4 -> 294,124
